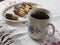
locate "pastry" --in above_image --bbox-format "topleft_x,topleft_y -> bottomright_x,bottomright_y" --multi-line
31,5 -> 37,9
12,14 -> 19,20
25,5 -> 31,9
14,2 -> 37,17
19,8 -> 24,11
18,10 -> 26,17
21,2 -> 27,7
24,7 -> 30,13
14,10 -> 19,15
6,13 -> 12,20
6,13 -> 19,20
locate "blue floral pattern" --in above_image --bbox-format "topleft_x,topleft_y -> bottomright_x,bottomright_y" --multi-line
29,26 -> 41,34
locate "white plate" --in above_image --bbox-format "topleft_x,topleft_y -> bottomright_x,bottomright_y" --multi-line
2,2 -> 42,22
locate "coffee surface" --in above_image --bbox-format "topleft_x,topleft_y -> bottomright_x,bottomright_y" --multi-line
31,11 -> 49,19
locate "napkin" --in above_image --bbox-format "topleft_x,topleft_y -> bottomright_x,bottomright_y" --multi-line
13,31 -> 60,45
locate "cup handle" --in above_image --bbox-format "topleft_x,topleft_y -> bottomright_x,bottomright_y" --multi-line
47,23 -> 55,36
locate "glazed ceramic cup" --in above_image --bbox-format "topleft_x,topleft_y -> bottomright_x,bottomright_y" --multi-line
28,8 -> 55,40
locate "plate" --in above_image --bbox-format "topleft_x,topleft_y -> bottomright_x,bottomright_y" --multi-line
2,2 -> 42,22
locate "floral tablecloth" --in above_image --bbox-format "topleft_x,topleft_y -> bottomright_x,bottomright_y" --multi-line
0,0 -> 60,45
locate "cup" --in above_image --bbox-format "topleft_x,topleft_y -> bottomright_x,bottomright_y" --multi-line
28,8 -> 55,40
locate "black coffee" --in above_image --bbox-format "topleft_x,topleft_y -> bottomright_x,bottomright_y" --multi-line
31,11 -> 49,19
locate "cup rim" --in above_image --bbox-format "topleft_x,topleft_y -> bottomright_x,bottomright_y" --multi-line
30,15 -> 51,21
29,8 -> 52,21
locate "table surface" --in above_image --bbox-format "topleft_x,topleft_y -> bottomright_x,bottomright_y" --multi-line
0,0 -> 60,45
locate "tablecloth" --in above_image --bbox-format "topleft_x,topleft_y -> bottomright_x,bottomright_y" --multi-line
0,0 -> 60,45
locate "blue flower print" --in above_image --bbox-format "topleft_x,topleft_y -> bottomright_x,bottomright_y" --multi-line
29,26 -> 34,34
29,26 -> 41,34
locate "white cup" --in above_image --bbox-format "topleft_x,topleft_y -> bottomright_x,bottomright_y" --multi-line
28,8 -> 55,40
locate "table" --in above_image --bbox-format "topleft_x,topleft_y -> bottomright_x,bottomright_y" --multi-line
0,0 -> 60,45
